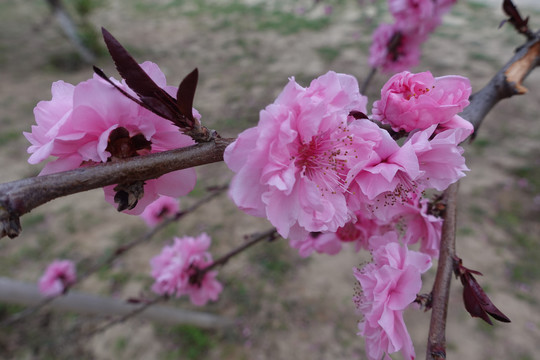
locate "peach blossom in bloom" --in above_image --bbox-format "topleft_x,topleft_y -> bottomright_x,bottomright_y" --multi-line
24,62 -> 197,214
225,71 -> 380,241
408,125 -> 471,191
39,260 -> 77,297
372,71 -> 471,133
368,23 -> 422,74
150,233 -> 222,306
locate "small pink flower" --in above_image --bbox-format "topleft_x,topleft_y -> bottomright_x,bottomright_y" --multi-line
408,125 -> 471,191
38,260 -> 77,297
140,196 -> 180,227
369,23 -> 422,74
225,71 -> 379,241
379,193 -> 443,257
25,62 -> 198,214
354,234 -> 431,360
372,71 -> 471,133
150,233 -> 222,306
348,128 -> 421,202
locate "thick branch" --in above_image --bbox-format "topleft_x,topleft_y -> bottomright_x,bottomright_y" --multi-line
426,182 -> 459,360
0,138 -> 233,239
461,34 -> 540,132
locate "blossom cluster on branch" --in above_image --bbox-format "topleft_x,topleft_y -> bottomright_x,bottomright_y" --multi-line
24,62 -> 198,214
224,69 -> 472,359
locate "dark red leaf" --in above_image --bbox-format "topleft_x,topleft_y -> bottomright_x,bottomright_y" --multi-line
93,66 -> 146,109
462,273 -> 493,325
502,0 -> 530,34
349,110 -> 369,120
101,28 -> 184,124
461,272 -> 511,325
454,256 -> 511,325
176,68 -> 199,122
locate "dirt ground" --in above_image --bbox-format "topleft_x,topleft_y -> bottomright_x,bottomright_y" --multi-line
1,0 -> 539,359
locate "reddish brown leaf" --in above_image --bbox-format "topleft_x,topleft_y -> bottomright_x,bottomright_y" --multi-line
349,110 -> 369,120
502,0 -> 530,35
176,68 -> 199,122
454,256 -> 511,325
100,28 -> 185,125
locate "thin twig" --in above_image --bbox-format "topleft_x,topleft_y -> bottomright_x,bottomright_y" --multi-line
201,228 -> 279,275
360,67 -> 377,94
461,34 -> 540,133
426,182 -> 459,360
83,295 -> 165,338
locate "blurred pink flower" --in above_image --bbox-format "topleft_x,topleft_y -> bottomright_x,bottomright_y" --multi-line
372,71 -> 471,133
368,23 -> 422,74
38,260 -> 77,297
389,0 -> 438,35
150,233 -> 222,306
225,71 -> 380,241
354,234 -> 431,360
24,62 -> 197,214
140,196 -> 180,227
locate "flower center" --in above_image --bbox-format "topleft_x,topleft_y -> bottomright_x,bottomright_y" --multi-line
293,130 -> 354,195
106,127 -> 152,160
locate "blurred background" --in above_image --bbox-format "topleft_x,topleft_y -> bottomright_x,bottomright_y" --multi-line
0,0 -> 539,359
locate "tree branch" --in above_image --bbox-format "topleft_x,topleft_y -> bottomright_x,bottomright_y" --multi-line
426,181 -> 459,360
0,277 -> 234,329
461,33 -> 540,133
0,138 -> 233,239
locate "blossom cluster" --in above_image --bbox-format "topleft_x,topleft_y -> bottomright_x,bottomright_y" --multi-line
369,0 -> 458,73
150,233 -> 223,306
225,69 -> 472,359
38,260 -> 77,297
24,62 -> 197,214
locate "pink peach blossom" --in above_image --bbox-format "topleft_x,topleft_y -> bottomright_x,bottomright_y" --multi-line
354,234 -> 431,360
372,71 -> 471,133
225,71 -> 380,241
140,196 -> 180,227
150,233 -> 222,306
377,193 -> 443,257
348,127 -> 422,202
25,62 -> 197,214
408,125 -> 471,191
38,260 -> 77,297
369,23 -> 423,74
